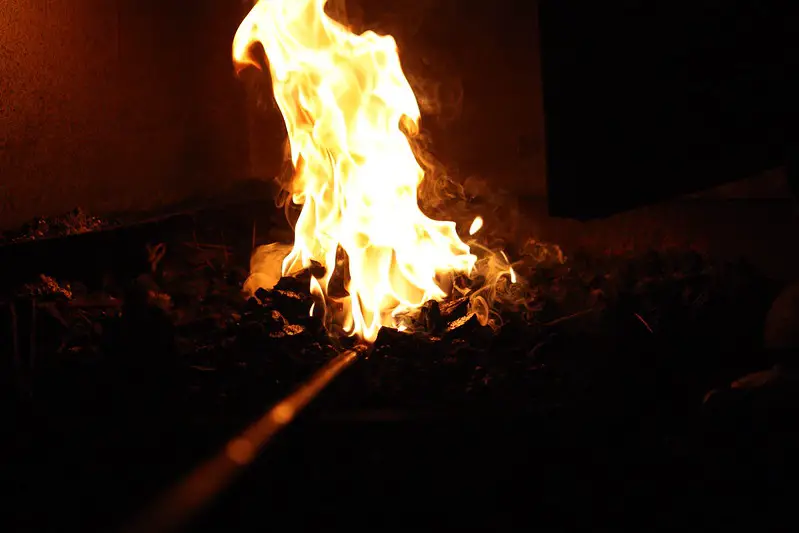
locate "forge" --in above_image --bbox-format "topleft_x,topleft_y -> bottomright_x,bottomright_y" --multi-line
2,1 -> 799,531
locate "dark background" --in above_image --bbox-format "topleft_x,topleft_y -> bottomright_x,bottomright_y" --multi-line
539,0 -> 799,218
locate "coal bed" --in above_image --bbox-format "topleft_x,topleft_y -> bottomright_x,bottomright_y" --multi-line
1,202 -> 796,531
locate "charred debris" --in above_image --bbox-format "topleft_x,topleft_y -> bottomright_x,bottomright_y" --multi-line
0,205 -> 785,422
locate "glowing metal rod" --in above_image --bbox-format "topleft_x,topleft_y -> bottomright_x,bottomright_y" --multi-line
122,345 -> 366,533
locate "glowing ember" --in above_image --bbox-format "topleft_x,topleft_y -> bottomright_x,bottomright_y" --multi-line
234,0 -> 478,342
469,216 -> 484,236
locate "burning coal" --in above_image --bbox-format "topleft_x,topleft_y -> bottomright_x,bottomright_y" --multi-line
234,0 -> 521,342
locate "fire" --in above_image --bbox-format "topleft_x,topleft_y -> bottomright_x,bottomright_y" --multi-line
469,216 -> 484,236
234,0 -> 477,342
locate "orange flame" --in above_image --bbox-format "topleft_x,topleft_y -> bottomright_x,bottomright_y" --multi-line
234,0 -> 477,342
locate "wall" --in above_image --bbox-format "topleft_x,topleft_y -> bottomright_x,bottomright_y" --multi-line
0,0 -> 250,229
1,0 -> 548,231
2,0 -> 785,233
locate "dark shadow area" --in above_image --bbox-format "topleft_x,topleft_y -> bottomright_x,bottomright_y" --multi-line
540,1 -> 799,218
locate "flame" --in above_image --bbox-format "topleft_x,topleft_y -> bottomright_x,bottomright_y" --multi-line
234,0 -> 477,342
469,216 -> 483,236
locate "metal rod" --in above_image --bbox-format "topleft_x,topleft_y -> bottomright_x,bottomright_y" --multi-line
121,345 -> 366,533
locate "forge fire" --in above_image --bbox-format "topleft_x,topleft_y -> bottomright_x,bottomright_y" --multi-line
233,0 -> 518,342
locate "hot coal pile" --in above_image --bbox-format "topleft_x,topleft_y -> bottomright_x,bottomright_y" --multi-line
320,245 -> 780,423
1,210 -> 339,530
1,217 -> 784,446
0,206 -> 793,531
196,241 -> 793,532
3,239 -> 338,435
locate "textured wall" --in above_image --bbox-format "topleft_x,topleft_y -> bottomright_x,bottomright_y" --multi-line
1,0 -> 545,231
3,0 -> 778,232
0,0 -> 250,229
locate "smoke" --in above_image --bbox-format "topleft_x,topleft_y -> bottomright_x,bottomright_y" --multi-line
408,73 -> 464,125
